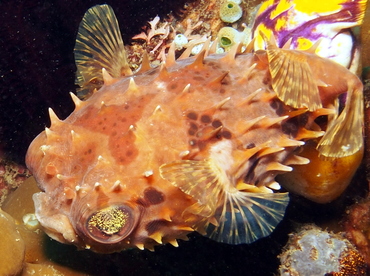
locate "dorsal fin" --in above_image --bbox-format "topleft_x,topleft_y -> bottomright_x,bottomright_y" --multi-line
74,4 -> 132,98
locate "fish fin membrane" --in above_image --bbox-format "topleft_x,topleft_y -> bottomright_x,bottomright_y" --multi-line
259,31 -> 322,111
317,86 -> 364,158
206,192 -> 289,244
160,160 -> 289,244
74,4 -> 132,98
267,47 -> 322,111
159,160 -> 227,217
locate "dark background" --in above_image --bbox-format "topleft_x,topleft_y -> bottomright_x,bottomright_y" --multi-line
0,0 -> 191,163
0,1 -> 366,275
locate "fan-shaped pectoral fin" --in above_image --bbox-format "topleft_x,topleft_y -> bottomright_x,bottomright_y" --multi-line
74,4 -> 132,98
159,159 -> 227,217
205,190 -> 289,244
259,31 -> 322,111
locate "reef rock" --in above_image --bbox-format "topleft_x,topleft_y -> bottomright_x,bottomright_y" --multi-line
0,208 -> 25,276
279,225 -> 367,276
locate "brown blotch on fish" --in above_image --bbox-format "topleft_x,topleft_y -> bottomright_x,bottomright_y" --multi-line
144,187 -> 165,205
169,83 -> 178,91
200,114 -> 212,124
221,130 -> 232,139
212,119 -> 223,128
193,76 -> 205,82
186,112 -> 198,120
189,122 -> 198,132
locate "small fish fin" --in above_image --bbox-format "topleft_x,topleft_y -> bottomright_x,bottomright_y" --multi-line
206,191 -> 289,244
74,4 -> 132,98
260,31 -> 322,111
317,86 -> 364,158
159,159 -> 230,217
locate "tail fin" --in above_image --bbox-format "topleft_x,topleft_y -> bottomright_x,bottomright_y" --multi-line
317,83 -> 364,158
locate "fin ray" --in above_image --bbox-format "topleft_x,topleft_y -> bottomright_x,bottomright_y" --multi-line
160,156 -> 289,245
317,86 -> 364,157
261,32 -> 322,111
206,191 -> 289,244
159,160 -> 226,217
74,4 -> 132,98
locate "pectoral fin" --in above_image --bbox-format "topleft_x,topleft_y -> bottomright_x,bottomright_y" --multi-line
160,159 -> 289,244
74,4 -> 133,98
260,32 -> 322,111
159,160 -> 227,217
206,191 -> 289,244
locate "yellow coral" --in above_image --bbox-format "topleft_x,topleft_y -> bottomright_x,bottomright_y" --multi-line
217,26 -> 247,50
218,27 -> 240,48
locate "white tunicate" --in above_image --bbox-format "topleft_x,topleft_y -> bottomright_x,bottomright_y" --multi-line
174,34 -> 188,50
216,47 -> 225,54
23,213 -> 39,230
191,43 -> 204,55
315,31 -> 354,68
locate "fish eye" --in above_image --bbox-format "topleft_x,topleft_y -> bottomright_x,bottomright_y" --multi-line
85,205 -> 136,244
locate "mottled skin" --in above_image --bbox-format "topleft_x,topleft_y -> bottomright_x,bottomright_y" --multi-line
27,50 -> 307,252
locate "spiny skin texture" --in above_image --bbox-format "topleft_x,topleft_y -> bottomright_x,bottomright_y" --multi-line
27,51 -> 306,252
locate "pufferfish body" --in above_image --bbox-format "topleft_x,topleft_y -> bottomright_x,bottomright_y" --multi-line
25,4 -> 364,253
